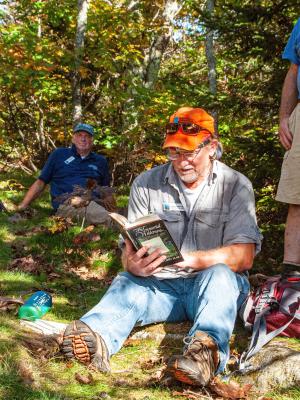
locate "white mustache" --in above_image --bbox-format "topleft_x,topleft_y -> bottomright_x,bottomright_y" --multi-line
181,166 -> 194,171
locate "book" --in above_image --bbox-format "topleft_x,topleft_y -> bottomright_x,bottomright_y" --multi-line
109,212 -> 183,266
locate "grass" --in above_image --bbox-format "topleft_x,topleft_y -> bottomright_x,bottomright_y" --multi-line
0,172 -> 299,399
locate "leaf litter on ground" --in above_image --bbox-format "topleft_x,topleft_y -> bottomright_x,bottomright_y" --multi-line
8,254 -> 54,275
19,331 -> 63,361
208,377 -> 252,399
18,358 -> 35,386
75,371 -> 94,385
0,296 -> 24,312
8,208 -> 37,223
73,225 -> 101,245
46,216 -> 74,234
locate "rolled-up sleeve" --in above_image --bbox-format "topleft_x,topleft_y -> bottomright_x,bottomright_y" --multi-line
223,179 -> 263,254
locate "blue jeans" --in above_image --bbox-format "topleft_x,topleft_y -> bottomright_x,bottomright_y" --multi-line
81,264 -> 249,373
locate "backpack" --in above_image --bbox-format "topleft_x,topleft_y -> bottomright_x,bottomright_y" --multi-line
238,274 -> 300,372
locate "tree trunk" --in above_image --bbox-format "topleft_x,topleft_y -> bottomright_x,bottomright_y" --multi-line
72,0 -> 90,126
121,0 -> 181,136
142,0 -> 181,89
204,0 -> 218,132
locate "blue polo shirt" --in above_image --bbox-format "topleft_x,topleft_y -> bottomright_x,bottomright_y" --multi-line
39,145 -> 110,209
282,18 -> 300,98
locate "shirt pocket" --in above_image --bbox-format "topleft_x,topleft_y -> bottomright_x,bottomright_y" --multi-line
156,210 -> 184,248
194,209 -> 229,249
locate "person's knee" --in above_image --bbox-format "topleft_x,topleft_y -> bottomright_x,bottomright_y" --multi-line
202,263 -> 233,277
107,272 -> 149,308
196,263 -> 238,289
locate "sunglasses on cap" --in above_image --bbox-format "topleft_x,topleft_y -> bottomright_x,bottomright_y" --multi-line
166,122 -> 211,136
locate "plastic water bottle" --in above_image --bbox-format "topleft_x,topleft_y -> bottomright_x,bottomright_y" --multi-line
18,291 -> 52,321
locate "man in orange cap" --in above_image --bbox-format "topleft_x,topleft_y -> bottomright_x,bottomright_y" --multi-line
62,107 -> 262,387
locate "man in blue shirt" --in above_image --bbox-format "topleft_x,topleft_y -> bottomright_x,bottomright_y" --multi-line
18,123 -> 114,225
276,19 -> 300,275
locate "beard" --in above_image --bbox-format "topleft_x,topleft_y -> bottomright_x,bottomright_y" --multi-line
175,163 -> 211,185
176,165 -> 201,184
177,170 -> 199,183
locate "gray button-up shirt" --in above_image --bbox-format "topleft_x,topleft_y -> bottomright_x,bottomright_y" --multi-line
127,160 -> 262,279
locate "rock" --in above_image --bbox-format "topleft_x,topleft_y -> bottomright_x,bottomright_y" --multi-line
130,330 -> 184,341
238,341 -> 300,392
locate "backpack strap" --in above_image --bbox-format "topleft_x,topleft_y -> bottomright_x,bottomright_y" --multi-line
239,280 -> 277,328
239,295 -> 254,329
238,298 -> 300,373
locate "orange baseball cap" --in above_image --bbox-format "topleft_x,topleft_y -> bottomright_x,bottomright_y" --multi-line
163,107 -> 214,151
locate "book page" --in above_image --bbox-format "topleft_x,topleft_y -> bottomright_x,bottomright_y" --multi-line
130,213 -> 160,227
140,236 -> 169,254
109,212 -> 128,227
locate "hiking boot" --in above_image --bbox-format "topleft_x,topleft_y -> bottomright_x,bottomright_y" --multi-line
62,320 -> 110,372
167,331 -> 219,386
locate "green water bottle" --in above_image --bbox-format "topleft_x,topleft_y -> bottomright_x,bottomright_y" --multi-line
18,291 -> 52,321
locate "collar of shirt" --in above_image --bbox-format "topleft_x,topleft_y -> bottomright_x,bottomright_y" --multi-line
71,144 -> 93,160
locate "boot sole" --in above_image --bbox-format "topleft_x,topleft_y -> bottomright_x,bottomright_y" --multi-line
62,320 -> 110,372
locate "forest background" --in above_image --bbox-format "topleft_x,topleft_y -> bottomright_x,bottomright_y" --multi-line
1,2 -> 300,399
0,0 -> 299,270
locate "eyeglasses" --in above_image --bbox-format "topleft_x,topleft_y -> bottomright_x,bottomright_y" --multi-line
166,138 -> 211,161
166,122 -> 210,136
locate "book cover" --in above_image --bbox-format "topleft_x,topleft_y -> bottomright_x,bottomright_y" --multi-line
110,213 -> 183,266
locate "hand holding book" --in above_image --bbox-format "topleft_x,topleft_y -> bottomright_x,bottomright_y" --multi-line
122,239 -> 167,277
110,212 -> 183,267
